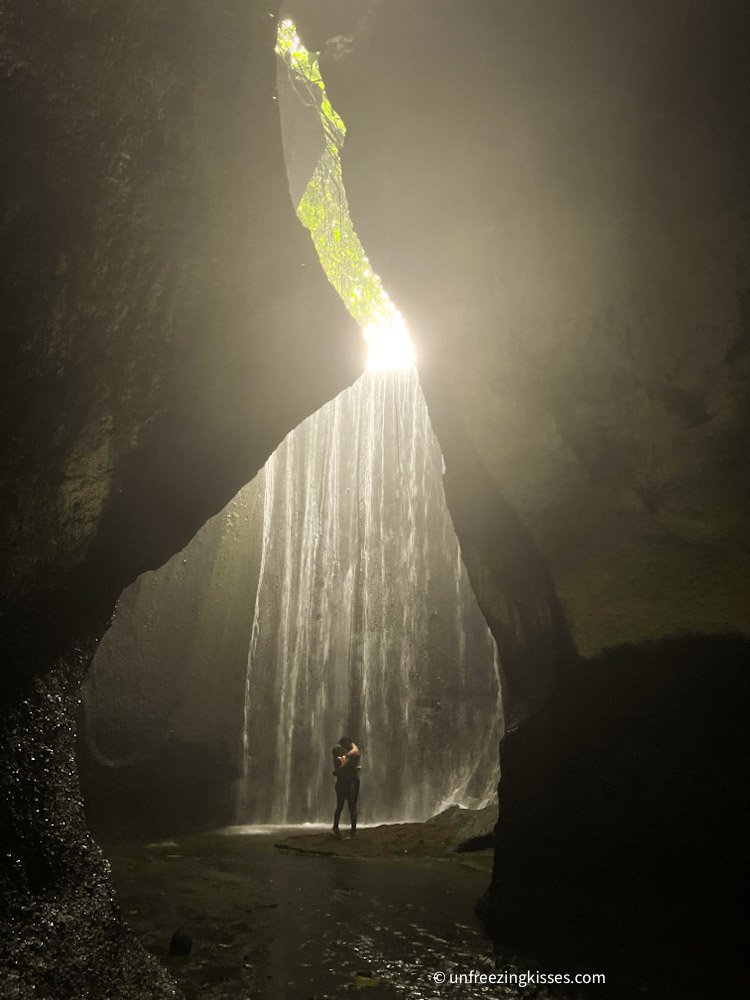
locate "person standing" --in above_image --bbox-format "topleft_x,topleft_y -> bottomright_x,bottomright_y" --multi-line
332,735 -> 360,839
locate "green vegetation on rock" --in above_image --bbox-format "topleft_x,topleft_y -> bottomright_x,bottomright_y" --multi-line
276,20 -> 392,329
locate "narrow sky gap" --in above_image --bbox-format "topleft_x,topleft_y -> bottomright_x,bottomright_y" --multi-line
276,19 -> 415,372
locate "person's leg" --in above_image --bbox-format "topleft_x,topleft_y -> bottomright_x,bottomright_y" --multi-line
333,780 -> 346,837
346,776 -> 360,835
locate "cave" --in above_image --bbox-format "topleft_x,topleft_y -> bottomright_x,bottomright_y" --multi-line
78,21 -> 503,839
1,2 -> 748,999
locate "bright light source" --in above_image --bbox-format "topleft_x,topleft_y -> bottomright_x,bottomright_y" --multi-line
363,310 -> 416,371
278,18 -> 415,374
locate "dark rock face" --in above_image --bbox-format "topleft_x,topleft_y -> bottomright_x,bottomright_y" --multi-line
168,931 -> 192,958
417,362 -> 574,730
307,0 -> 749,990
324,0 -> 750,655
0,0 -> 361,640
78,485 -> 265,838
485,634 -> 749,993
0,653 -> 178,998
1,2 -> 361,996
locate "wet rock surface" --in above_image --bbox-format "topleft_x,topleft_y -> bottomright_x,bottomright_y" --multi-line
0,652 -> 178,1000
1,3 -> 359,995
486,633 -> 750,998
0,1 -> 361,631
274,806 -> 497,860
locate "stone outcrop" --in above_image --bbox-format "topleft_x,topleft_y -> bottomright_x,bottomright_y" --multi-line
0,2 -> 361,997
309,0 -> 749,989
322,0 -> 750,657
486,633 -> 749,993
78,483 -> 264,838
0,0 -> 362,647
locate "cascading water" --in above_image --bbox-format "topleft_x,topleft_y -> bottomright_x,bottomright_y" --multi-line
79,20 -> 504,833
234,19 -> 505,825
237,366 -> 502,824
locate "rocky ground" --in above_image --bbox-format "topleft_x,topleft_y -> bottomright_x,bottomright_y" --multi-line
100,818 -> 592,1000
272,806 -> 497,863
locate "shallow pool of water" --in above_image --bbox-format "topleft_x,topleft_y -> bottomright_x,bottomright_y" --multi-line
104,831 -> 576,1000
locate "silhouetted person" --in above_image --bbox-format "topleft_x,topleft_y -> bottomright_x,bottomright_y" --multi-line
332,735 -> 360,839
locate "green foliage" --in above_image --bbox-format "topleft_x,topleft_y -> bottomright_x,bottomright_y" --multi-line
276,20 -> 346,144
276,20 -> 392,329
297,149 -> 391,328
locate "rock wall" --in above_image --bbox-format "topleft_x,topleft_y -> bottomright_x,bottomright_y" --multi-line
79,482 -> 264,838
321,0 -> 750,656
0,654 -> 179,999
486,633 -> 749,992
0,2 -> 362,997
0,0 -> 362,646
301,0 -> 750,988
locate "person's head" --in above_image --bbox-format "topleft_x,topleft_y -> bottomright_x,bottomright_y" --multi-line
339,735 -> 353,752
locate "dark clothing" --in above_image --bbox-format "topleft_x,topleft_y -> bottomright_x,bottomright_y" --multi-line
332,741 -> 360,833
334,773 -> 360,833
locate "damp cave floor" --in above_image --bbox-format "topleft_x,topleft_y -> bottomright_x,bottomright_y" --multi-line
102,830 -> 577,1000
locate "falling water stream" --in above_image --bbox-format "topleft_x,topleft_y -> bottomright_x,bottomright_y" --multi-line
232,19 -> 504,825
236,366 -> 502,824
83,20 -> 505,829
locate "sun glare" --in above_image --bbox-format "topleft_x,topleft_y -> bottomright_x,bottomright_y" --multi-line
277,18 -> 416,373
364,310 -> 416,372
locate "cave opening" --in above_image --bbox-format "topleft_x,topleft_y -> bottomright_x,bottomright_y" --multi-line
78,18 -> 503,837
5,3 -> 748,997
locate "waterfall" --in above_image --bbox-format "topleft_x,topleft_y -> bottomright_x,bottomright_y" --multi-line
237,367 -> 502,825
